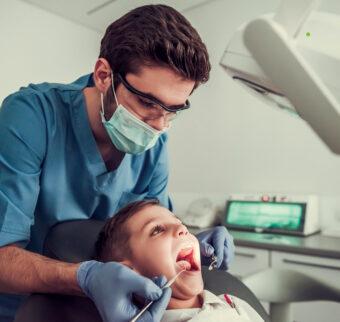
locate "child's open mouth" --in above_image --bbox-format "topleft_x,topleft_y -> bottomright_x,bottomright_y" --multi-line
176,246 -> 200,272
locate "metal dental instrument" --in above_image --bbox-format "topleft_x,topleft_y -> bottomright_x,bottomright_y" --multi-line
208,254 -> 218,271
130,269 -> 185,322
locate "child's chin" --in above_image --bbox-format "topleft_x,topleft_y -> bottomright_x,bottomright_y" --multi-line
172,278 -> 204,299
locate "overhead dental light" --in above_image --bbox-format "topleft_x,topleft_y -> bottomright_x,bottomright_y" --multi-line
220,0 -> 340,154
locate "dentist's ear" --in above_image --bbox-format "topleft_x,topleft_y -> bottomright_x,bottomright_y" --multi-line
93,58 -> 112,93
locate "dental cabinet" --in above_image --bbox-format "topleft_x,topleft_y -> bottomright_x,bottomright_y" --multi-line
228,231 -> 340,322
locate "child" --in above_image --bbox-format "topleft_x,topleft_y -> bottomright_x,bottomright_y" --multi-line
95,199 -> 264,322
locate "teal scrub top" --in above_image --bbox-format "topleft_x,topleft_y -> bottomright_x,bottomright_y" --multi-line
0,74 -> 172,320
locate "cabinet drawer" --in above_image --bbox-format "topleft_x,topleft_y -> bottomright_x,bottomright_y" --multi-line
272,251 -> 340,286
229,246 -> 270,278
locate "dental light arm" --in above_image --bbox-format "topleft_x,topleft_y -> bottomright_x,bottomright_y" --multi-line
220,0 -> 340,154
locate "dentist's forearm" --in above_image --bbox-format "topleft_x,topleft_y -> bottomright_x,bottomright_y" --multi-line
0,244 -> 83,295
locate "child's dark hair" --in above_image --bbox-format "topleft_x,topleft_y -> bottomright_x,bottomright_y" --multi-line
95,199 -> 159,262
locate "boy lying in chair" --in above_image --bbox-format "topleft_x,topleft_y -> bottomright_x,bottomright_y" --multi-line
94,199 -> 264,322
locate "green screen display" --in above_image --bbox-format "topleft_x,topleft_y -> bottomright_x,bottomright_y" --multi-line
226,201 -> 305,231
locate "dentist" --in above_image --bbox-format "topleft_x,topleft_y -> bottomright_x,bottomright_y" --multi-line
0,4 -> 234,322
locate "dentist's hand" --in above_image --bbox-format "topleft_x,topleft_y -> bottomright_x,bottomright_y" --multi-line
196,226 -> 235,270
77,260 -> 171,322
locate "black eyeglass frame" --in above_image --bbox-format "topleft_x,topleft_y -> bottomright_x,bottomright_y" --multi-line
117,74 -> 191,113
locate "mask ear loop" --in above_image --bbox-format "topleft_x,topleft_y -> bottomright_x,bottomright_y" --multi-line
100,72 -> 118,121
111,71 -> 119,107
100,92 -> 106,122
100,92 -> 105,113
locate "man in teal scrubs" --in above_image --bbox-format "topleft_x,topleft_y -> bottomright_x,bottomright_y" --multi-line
0,5 -> 234,322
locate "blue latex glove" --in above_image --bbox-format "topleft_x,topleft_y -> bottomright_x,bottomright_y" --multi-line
196,226 -> 235,270
77,260 -> 172,322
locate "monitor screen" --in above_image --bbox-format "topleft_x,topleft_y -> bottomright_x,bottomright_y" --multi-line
225,200 -> 306,232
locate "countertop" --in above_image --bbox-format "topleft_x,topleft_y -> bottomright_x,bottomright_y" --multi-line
189,227 -> 340,259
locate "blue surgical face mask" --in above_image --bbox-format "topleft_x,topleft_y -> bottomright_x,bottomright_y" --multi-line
100,73 -> 168,154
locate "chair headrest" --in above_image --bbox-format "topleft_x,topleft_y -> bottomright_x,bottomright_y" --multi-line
43,220 -> 105,262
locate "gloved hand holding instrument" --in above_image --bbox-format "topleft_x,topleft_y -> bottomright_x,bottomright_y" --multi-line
196,226 -> 235,270
77,261 -> 171,322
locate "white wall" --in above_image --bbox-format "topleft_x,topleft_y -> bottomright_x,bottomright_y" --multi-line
168,0 -> 340,231
0,0 -> 101,103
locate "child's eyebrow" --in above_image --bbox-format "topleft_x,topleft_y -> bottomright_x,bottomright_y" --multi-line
141,219 -> 156,233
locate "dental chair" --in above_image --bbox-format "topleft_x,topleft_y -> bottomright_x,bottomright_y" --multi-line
14,220 -> 271,322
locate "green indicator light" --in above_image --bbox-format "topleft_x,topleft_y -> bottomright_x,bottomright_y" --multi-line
306,32 -> 311,37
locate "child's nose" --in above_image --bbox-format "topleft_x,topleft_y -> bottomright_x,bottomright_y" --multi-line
175,223 -> 189,237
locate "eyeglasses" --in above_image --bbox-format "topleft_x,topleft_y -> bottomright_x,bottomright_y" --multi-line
117,74 -> 191,113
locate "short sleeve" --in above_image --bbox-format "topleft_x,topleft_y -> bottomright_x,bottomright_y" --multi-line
146,133 -> 173,211
0,91 -> 47,246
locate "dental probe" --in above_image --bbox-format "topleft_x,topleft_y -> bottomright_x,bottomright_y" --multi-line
208,255 -> 218,271
130,269 -> 186,322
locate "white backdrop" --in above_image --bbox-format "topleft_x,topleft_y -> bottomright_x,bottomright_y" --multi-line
0,0 -> 101,102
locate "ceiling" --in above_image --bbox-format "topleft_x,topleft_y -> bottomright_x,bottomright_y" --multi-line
21,0 -> 215,33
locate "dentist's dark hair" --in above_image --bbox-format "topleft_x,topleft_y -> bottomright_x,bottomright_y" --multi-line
99,4 -> 210,89
95,199 -> 160,262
